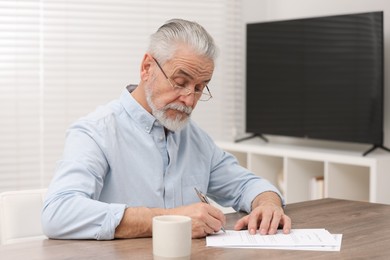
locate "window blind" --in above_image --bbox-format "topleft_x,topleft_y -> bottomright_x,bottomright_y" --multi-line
0,0 -> 243,192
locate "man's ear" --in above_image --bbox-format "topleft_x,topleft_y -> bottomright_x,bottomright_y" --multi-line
140,53 -> 154,81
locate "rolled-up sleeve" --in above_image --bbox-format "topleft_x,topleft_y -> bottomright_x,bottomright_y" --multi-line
207,140 -> 285,213
42,121 -> 126,240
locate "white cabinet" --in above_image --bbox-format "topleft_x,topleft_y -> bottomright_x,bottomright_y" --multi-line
217,140 -> 390,204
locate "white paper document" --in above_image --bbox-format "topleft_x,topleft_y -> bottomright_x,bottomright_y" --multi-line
206,229 -> 342,251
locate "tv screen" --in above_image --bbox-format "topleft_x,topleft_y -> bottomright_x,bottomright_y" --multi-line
246,11 -> 384,146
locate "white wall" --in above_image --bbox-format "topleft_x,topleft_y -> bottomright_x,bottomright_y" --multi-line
0,1 -> 242,192
242,0 -> 390,150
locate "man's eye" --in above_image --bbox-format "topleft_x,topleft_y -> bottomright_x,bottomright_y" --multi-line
174,80 -> 186,88
195,85 -> 206,93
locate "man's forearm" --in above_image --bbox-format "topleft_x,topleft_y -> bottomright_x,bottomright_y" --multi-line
115,207 -> 168,238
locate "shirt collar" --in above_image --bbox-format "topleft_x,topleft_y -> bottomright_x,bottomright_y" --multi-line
120,87 -> 156,134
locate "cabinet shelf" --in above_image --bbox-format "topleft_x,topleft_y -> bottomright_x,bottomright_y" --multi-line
217,140 -> 390,204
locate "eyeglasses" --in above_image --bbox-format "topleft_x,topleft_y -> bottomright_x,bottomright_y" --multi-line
152,57 -> 213,101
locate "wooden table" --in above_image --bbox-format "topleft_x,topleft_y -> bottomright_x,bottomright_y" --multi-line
1,198 -> 390,259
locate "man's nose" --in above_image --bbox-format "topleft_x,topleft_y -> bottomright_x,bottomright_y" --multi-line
179,92 -> 196,108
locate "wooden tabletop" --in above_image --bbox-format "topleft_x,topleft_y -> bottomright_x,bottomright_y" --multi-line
1,198 -> 390,259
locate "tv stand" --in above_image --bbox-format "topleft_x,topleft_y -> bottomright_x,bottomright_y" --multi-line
235,134 -> 269,143
363,145 -> 390,156
216,140 -> 390,205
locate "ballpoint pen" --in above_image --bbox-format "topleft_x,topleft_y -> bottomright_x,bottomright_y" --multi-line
194,187 -> 226,233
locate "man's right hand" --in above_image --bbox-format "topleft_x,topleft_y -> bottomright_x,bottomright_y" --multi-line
115,203 -> 225,239
168,202 -> 226,238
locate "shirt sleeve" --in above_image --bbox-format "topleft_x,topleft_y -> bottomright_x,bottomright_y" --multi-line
41,122 -> 126,240
206,139 -> 285,213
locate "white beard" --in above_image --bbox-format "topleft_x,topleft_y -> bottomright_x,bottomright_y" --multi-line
145,85 -> 193,131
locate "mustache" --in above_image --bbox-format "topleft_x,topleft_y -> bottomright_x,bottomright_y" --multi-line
163,103 -> 193,115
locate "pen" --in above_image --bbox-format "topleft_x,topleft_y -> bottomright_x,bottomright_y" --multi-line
194,187 -> 226,233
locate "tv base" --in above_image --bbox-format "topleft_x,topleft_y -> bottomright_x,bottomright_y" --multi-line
235,134 -> 269,143
363,144 -> 390,157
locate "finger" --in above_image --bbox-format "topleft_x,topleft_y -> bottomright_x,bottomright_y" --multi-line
192,228 -> 206,238
203,204 -> 226,232
234,215 -> 249,230
268,210 -> 283,234
191,219 -> 215,238
192,228 -> 213,238
281,214 -> 292,234
207,204 -> 227,226
195,203 -> 225,233
258,209 -> 272,235
191,220 -> 206,238
247,210 -> 261,235
203,215 -> 223,233
205,223 -> 216,234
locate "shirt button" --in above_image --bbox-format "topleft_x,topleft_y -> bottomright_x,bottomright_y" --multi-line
159,136 -> 164,141
145,126 -> 149,131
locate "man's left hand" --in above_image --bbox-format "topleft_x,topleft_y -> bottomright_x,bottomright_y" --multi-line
233,192 -> 291,235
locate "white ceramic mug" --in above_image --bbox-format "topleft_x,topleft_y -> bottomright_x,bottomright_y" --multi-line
152,215 -> 192,260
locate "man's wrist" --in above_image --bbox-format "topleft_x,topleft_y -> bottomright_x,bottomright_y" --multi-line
251,191 -> 283,211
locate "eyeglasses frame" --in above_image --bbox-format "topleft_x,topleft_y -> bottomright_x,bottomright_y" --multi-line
152,57 -> 213,101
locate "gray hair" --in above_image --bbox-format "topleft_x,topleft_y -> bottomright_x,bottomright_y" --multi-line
148,19 -> 218,65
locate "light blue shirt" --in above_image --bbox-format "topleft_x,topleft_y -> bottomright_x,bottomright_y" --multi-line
42,87 -> 283,240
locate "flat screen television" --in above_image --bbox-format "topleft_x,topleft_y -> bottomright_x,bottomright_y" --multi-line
245,11 -> 387,155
